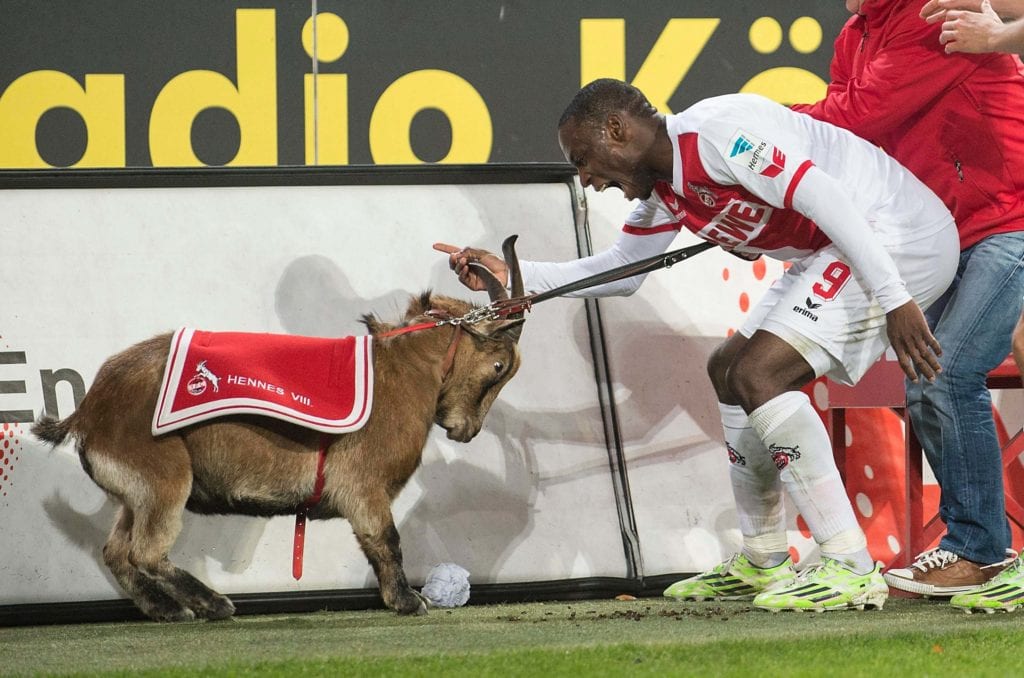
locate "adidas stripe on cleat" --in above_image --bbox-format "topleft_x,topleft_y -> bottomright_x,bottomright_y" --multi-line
950,555 -> 1024,613
662,554 -> 796,601
752,558 -> 888,612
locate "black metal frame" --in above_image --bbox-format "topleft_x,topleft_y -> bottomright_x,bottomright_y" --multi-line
0,163 -> 576,189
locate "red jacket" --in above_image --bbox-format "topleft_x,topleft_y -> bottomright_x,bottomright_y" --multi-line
792,0 -> 1024,249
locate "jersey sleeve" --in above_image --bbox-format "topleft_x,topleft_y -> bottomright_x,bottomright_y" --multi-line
694,116 -> 814,212
788,166 -> 911,312
622,195 -> 687,236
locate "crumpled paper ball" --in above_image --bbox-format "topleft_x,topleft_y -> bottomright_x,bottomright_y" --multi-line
421,562 -> 471,608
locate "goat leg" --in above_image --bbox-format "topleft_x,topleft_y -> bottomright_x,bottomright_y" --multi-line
352,518 -> 427,615
103,508 -> 196,622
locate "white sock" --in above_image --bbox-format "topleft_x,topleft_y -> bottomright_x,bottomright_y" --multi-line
719,403 -> 788,568
748,392 -> 874,574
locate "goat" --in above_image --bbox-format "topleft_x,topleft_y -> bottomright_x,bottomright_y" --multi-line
32,236 -> 526,621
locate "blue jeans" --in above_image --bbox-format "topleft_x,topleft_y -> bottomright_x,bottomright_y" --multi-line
906,231 -> 1024,565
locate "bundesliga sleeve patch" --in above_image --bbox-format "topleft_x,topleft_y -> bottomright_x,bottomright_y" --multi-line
725,130 -> 786,178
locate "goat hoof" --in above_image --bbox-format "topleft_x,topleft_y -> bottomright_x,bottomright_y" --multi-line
392,590 -> 429,616
136,590 -> 197,623
147,605 -> 197,623
395,600 -> 428,616
199,595 -> 236,621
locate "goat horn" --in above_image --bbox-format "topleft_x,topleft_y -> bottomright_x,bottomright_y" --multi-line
469,262 -> 509,303
501,235 -> 526,319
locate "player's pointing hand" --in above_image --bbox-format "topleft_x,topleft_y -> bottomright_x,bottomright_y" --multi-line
433,243 -> 509,291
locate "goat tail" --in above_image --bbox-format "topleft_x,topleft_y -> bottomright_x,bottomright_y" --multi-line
31,414 -> 74,447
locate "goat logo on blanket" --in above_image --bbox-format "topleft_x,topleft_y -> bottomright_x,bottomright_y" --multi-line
769,443 -> 801,470
187,360 -> 220,396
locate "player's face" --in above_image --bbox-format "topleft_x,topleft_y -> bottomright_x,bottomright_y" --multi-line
845,0 -> 864,12
558,117 -> 657,201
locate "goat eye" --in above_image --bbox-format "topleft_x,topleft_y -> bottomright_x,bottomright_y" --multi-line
493,361 -> 504,374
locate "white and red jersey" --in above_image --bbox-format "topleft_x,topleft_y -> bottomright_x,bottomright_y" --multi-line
519,93 -> 954,313
630,93 -> 949,260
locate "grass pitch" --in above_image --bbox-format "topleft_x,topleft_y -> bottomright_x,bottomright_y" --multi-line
4,595 -> 1023,677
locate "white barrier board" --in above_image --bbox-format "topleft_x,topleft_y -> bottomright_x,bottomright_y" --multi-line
0,181 -> 631,604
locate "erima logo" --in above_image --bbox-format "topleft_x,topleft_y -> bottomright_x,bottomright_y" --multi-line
792,297 -> 820,322
730,136 -> 755,157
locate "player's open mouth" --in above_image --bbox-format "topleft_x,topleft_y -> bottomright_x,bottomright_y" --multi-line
598,181 -> 622,193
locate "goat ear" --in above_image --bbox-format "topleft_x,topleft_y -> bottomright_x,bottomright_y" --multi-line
405,292 -> 432,320
361,313 -> 388,335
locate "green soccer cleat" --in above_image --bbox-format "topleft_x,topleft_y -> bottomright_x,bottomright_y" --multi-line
752,558 -> 888,612
662,554 -> 797,601
950,555 -> 1024,614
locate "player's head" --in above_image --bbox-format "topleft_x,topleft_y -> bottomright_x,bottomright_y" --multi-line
557,79 -> 663,201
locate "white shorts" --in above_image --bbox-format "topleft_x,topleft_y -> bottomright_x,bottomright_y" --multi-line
739,223 -> 959,385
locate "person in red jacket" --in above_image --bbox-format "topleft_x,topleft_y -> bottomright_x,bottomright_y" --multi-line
917,0 -> 1024,614
792,0 -> 1024,602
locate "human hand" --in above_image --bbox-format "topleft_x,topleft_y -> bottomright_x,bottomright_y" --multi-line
922,0 -> 1005,53
939,0 -> 1005,52
885,300 -> 943,382
921,0 -> 985,22
432,242 -> 509,291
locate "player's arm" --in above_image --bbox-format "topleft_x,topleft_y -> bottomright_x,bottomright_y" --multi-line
788,168 -> 910,312
787,168 -> 942,382
515,224 -> 682,297
434,201 -> 684,298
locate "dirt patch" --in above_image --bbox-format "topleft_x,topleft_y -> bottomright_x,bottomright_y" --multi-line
496,604 -> 752,623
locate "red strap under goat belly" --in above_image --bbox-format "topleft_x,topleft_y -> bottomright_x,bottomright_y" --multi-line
293,434 -> 329,580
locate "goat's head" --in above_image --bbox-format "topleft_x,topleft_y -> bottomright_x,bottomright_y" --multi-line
435,235 -> 526,442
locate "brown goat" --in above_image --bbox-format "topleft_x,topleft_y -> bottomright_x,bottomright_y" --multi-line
32,237 -> 526,621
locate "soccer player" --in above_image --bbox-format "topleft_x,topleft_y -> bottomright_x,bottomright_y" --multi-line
792,0 -> 1024,603
435,79 -> 958,611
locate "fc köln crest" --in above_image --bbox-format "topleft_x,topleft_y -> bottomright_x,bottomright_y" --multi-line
687,182 -> 717,207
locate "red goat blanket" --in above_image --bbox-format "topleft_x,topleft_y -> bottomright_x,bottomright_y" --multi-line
152,327 -> 373,435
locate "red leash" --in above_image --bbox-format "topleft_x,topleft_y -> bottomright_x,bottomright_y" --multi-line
293,434 -> 329,580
